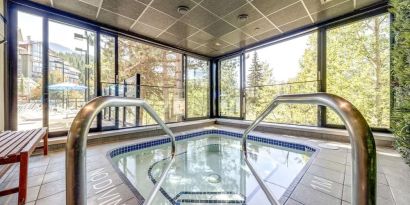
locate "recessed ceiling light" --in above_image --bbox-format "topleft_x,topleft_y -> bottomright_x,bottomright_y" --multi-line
177,6 -> 190,15
237,14 -> 248,22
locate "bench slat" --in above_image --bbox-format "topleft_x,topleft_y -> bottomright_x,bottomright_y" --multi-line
0,129 -> 37,158
0,131 -> 11,139
0,131 -> 27,151
10,129 -> 42,156
0,132 -> 16,145
21,128 -> 47,154
6,129 -> 43,157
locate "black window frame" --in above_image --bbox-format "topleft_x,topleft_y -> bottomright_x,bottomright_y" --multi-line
6,0 -> 211,137
6,0 -> 391,136
213,2 -> 391,133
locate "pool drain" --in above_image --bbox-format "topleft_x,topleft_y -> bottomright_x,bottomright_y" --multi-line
207,173 -> 221,183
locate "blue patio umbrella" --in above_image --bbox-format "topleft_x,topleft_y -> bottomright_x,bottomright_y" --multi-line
49,83 -> 88,109
48,82 -> 87,91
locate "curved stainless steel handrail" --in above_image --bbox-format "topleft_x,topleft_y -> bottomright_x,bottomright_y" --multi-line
242,93 -> 377,205
66,96 -> 176,205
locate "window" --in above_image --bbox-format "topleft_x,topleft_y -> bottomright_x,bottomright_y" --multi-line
17,11 -> 43,130
186,56 -> 209,118
12,5 -> 208,136
219,56 -> 241,117
119,37 -> 184,126
100,34 -> 116,127
244,33 -> 318,125
48,20 -> 96,132
326,14 -> 390,128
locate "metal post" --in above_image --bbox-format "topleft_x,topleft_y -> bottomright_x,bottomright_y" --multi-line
66,96 -> 176,205
123,80 -> 127,127
242,93 -> 376,205
108,87 -> 111,120
135,74 -> 141,126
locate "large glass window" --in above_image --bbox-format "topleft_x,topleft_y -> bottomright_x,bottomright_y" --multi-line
119,37 -> 184,126
326,14 -> 390,128
186,56 -> 209,118
13,7 -> 206,135
48,20 -> 96,132
245,33 -> 318,125
17,11 -> 43,130
219,56 -> 241,117
100,34 -> 116,127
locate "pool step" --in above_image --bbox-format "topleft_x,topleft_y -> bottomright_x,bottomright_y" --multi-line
174,191 -> 245,204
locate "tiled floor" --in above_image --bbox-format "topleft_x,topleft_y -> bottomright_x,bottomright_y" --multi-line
0,125 -> 409,205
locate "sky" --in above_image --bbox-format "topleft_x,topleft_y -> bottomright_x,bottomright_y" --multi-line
18,11 -> 93,54
245,34 -> 311,83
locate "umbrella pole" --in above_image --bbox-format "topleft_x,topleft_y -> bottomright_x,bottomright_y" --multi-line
63,90 -> 65,110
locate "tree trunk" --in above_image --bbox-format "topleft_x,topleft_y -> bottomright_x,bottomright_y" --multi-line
373,18 -> 383,127
161,52 -> 170,122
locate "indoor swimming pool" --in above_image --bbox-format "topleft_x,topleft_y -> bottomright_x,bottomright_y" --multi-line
109,130 -> 316,204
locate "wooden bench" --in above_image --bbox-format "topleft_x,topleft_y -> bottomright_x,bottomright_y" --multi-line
0,128 -> 48,205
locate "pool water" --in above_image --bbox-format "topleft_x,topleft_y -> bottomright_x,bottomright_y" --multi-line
111,135 -> 312,204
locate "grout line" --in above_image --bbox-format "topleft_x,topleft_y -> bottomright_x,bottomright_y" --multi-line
175,1 -> 249,47
300,0 -> 315,23
247,1 -> 283,33
175,0 -> 243,49
155,0 -> 204,38
135,20 -> 163,32
96,0 -> 104,20
99,8 -> 136,22
277,14 -> 310,28
266,0 -> 301,16
35,158 -> 51,203
312,0 -> 352,16
177,0 -> 287,47
353,0 -> 357,9
197,3 -> 257,41
129,0 -> 155,31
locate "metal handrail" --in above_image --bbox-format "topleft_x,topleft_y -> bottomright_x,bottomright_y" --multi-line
66,96 -> 176,205
242,93 -> 377,205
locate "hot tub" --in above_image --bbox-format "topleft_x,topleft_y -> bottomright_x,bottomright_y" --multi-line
108,129 -> 317,204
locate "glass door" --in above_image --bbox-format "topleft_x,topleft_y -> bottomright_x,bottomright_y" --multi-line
48,20 -> 96,132
16,11 -> 44,130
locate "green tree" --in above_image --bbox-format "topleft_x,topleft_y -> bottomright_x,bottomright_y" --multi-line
390,0 -> 410,164
186,57 -> 209,118
114,38 -> 183,125
326,14 -> 390,128
220,57 -> 240,117
246,51 -> 273,120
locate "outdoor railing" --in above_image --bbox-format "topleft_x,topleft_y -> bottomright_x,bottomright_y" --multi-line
100,82 -> 185,127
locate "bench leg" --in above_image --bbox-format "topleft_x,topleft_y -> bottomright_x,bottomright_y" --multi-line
18,153 -> 28,205
43,131 -> 48,155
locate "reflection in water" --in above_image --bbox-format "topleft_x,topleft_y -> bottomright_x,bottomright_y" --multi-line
113,135 -> 312,204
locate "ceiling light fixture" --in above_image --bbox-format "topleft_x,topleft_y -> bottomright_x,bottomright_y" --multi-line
177,6 -> 190,15
237,14 -> 248,22
215,42 -> 221,46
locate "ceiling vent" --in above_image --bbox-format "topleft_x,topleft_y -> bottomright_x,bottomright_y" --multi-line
177,6 -> 190,15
